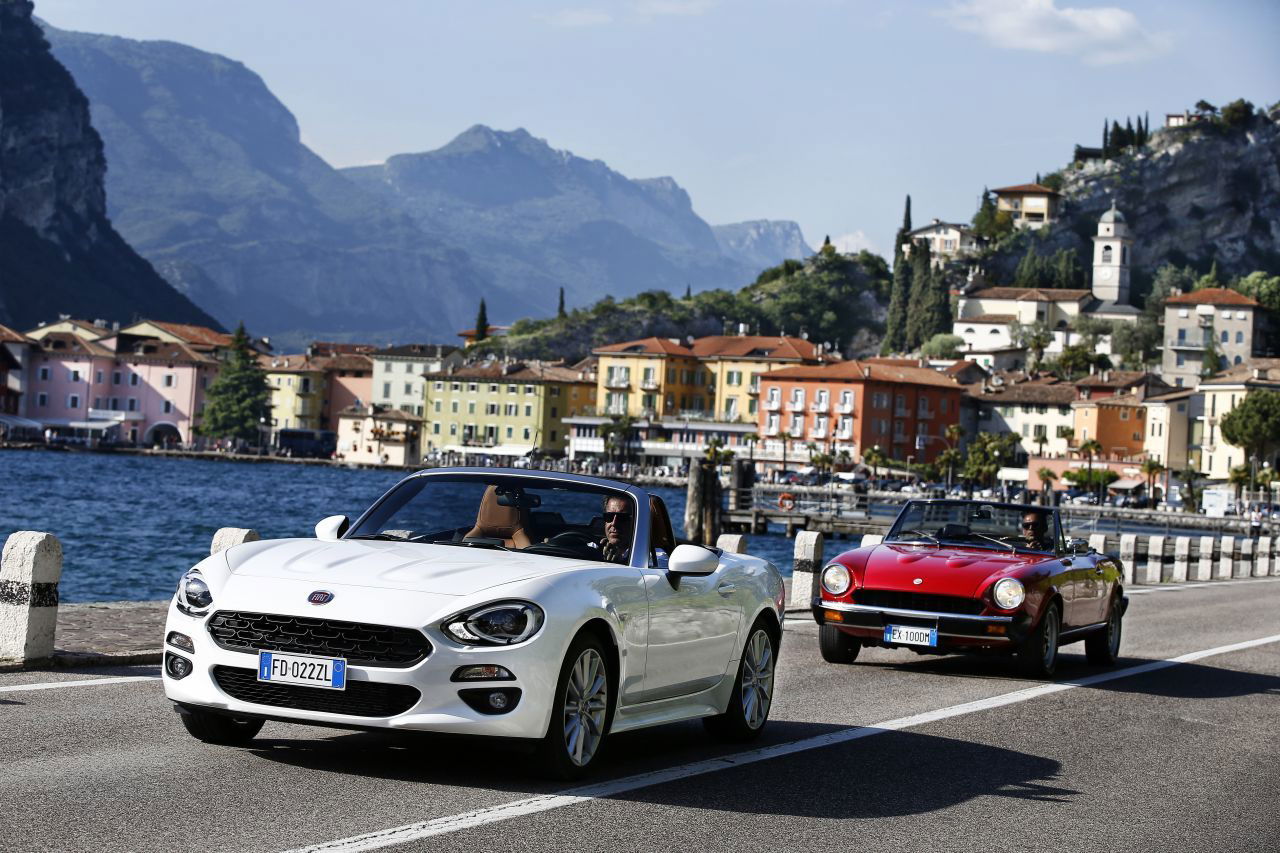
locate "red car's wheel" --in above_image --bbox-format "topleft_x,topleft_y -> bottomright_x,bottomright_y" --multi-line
1085,595 -> 1123,665
819,624 -> 861,664
1016,602 -> 1060,678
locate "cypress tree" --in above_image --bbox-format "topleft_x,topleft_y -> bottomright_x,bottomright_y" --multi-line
925,265 -> 951,343
902,194 -> 912,233
882,251 -> 912,354
1111,119 -> 1125,151
684,283 -> 692,299
1125,118 -> 1135,149
1102,120 -> 1109,157
1014,244 -> 1040,287
557,287 -> 566,319
197,323 -> 271,444
905,240 -> 934,349
474,298 -> 489,342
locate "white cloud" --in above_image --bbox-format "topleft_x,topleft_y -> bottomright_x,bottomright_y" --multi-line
634,0 -> 717,16
543,8 -> 614,28
832,230 -> 880,256
940,0 -> 1173,65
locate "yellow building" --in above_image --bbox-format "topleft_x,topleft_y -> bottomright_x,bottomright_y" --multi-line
424,361 -> 595,458
1198,358 -> 1280,479
593,337 -> 708,418
689,335 -> 828,423
992,183 -> 1062,230
259,354 -> 326,432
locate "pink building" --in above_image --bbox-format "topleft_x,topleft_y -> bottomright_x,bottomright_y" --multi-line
318,354 -> 374,431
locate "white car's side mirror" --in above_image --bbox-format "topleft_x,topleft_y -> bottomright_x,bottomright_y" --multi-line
315,515 -> 350,542
668,544 -> 719,576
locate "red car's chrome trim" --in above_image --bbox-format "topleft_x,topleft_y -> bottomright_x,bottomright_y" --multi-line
817,600 -> 1014,623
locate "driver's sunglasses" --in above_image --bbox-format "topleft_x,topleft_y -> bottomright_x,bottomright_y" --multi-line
1021,521 -> 1039,529
603,511 -> 632,523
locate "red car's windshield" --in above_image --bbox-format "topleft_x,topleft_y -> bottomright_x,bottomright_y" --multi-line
886,501 -> 1057,553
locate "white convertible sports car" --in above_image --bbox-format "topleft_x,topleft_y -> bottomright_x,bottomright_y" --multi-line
163,468 -> 785,777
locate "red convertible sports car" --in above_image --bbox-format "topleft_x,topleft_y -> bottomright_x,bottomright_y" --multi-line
813,500 -> 1127,677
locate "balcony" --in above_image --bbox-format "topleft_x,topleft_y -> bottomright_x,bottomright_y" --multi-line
604,404 -> 628,416
1167,339 -> 1205,352
764,398 -> 781,411
763,424 -> 779,437
786,400 -> 805,412
639,379 -> 660,391
604,376 -> 630,390
835,402 -> 853,414
810,400 -> 830,413
894,408 -> 910,418
835,429 -> 854,441
747,383 -> 760,395
811,427 -> 828,440
917,409 -> 935,420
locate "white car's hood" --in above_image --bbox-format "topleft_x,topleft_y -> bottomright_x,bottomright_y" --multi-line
222,537 -> 599,597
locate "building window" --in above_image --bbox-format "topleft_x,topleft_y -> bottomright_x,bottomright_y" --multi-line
163,400 -> 173,414
449,423 -> 457,436
451,401 -> 459,413
36,392 -> 47,407
1101,246 -> 1112,264
404,383 -> 413,395
525,405 -> 533,417
1178,309 -> 1188,318
112,371 -> 122,385
130,374 -> 140,387
67,394 -> 80,409
127,398 -> 139,411
162,374 -> 174,388
383,382 -> 392,398
95,370 -> 103,384
551,430 -> 558,442
38,366 -> 49,381
1236,331 -> 1244,344
433,423 -> 440,435
384,362 -> 393,373
1176,353 -> 1185,367
508,384 -> 517,393
523,427 -> 531,440
434,401 -> 441,413
1220,330 -> 1228,343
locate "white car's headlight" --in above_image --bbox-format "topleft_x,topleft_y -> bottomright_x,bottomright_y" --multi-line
821,564 -> 852,596
992,578 -> 1025,610
444,602 -> 545,646
176,569 -> 213,615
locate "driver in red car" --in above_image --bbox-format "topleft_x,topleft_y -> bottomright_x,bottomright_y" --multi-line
1021,511 -> 1051,551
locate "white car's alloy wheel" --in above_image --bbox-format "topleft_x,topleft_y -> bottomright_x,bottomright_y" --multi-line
740,628 -> 774,730
563,647 -> 608,767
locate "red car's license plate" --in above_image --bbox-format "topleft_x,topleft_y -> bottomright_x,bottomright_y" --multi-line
884,624 -> 937,646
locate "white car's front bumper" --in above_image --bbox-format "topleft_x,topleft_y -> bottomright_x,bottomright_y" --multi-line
161,598 -> 565,740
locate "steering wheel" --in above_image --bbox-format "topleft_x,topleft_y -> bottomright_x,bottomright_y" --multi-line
546,531 -> 597,548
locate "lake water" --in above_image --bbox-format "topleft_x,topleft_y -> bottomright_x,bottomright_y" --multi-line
0,449 -> 812,602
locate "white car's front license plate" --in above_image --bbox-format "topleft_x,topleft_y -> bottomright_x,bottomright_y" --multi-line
884,624 -> 938,647
257,651 -> 347,690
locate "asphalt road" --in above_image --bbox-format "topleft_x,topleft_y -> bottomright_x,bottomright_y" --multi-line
2,579 -> 1278,853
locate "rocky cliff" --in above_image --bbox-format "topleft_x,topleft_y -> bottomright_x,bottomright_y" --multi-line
981,108 -> 1280,295
712,220 -> 813,272
0,0 -> 219,332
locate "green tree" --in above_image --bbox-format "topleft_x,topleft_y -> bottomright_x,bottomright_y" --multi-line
1051,248 -> 1082,289
905,240 -> 935,349
474,298 -> 490,342
1049,345 -> 1111,380
1038,467 -> 1058,503
1178,466 -> 1201,513
882,249 -> 913,354
1227,464 -> 1251,505
557,287 -> 566,319
920,333 -> 963,359
961,432 -> 1020,489
1219,390 -> 1280,474
1009,320 -> 1053,370
1078,437 -> 1104,503
1014,244 -> 1043,287
1196,260 -> 1223,290
1201,325 -> 1223,377
863,444 -> 887,479
1232,271 -> 1280,314
1140,458 -> 1166,509
197,324 -> 270,445
1219,99 -> 1255,129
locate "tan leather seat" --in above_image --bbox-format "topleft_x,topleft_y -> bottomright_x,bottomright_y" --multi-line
465,485 -> 533,548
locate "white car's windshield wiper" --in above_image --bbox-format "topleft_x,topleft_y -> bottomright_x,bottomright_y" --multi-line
347,533 -> 408,542
431,539 -> 513,551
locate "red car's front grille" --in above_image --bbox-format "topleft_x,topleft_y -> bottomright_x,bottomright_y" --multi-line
854,589 -> 986,616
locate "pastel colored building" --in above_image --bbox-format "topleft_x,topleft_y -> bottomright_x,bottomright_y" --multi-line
1142,387 -> 1198,471
1161,288 -> 1261,389
992,183 -> 1061,230
336,406 -> 422,466
1197,358 -> 1280,480
317,354 -> 373,432
260,354 -> 327,432
594,338 -> 707,418
688,335 -> 829,423
371,344 -> 463,416
901,219 -> 983,264
962,372 -> 1077,463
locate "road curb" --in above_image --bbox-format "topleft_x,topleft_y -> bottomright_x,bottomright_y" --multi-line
0,649 -> 163,672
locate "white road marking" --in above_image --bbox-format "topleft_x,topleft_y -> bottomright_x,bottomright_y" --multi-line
282,632 -> 1280,853
0,675 -> 159,694
1128,577 -> 1280,595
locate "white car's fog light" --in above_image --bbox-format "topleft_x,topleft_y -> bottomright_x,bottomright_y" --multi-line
451,664 -> 515,682
165,652 -> 192,680
488,691 -> 509,710
166,631 -> 194,653
821,564 -> 852,596
444,602 -> 544,646
458,687 -> 522,715
993,578 -> 1026,610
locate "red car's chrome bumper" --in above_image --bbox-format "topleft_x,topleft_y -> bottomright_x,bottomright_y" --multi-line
813,600 -> 1025,646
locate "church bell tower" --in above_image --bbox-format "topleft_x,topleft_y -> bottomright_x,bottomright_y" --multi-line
1092,199 -> 1132,304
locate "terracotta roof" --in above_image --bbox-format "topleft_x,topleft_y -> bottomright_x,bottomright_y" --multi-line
688,335 -> 825,361
0,323 -> 32,344
967,287 -> 1091,302
865,357 -> 921,366
992,183 -> 1061,195
958,313 -> 1018,324
424,360 -> 594,384
148,321 -> 234,348
944,360 -> 985,377
1199,358 -> 1280,386
338,405 -> 422,422
966,376 -> 1076,405
1075,370 -> 1148,388
594,337 -> 694,357
314,353 -> 373,372
1095,394 -> 1147,407
310,341 -> 377,355
371,343 -> 458,358
761,360 -> 961,388
119,338 -> 216,364
36,332 -> 113,358
1144,388 -> 1197,403
259,353 -> 325,373
1164,288 -> 1259,307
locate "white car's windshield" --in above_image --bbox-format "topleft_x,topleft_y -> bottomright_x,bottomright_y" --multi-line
887,501 -> 1056,553
347,474 -> 650,564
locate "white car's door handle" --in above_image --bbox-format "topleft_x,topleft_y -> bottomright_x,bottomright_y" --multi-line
716,582 -> 738,596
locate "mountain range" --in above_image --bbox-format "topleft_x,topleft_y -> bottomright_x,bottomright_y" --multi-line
41,21 -> 810,348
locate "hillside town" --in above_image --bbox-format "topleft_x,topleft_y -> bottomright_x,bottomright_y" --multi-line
3,198 -> 1277,514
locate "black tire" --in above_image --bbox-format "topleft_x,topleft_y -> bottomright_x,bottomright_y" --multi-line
535,633 -> 614,781
1085,596 -> 1123,665
704,620 -> 778,742
1016,602 -> 1060,678
819,624 -> 861,664
178,706 -> 264,745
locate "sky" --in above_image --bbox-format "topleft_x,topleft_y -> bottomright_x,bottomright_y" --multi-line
35,0 -> 1280,259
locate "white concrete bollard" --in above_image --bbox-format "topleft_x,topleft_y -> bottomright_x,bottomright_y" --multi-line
211,527 -> 261,556
1,532 -> 63,667
1170,537 -> 1190,583
1258,536 -> 1273,577
1216,537 -> 1236,580
1088,534 -> 1107,556
788,530 -> 824,610
861,533 -> 884,547
1118,534 -> 1137,585
1270,537 -> 1280,577
1240,539 -> 1256,577
1193,536 -> 1215,582
716,533 -> 748,554
1138,536 -> 1164,585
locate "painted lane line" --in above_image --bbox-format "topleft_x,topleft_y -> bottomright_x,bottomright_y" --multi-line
282,632 -> 1280,853
0,675 -> 159,694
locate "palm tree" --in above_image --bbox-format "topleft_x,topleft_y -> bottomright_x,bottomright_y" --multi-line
1178,465 -> 1200,513
1038,467 -> 1058,504
864,444 -> 888,480
1228,464 -> 1251,509
1140,458 -> 1167,509
1034,432 -> 1048,459
743,431 -> 760,471
1079,438 -> 1103,503
778,430 -> 793,478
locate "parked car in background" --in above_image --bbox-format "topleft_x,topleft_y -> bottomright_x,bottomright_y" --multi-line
164,468 -> 786,778
813,500 -> 1127,678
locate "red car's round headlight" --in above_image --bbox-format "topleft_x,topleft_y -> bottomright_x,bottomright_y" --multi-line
992,578 -> 1025,609
821,564 -> 852,596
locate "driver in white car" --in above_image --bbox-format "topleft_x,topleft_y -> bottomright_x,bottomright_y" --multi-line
593,495 -> 633,564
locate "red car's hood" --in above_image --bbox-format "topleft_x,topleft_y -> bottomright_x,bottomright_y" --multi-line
862,543 -> 1047,598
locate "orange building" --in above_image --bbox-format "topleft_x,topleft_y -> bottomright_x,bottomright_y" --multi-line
755,360 -> 964,466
